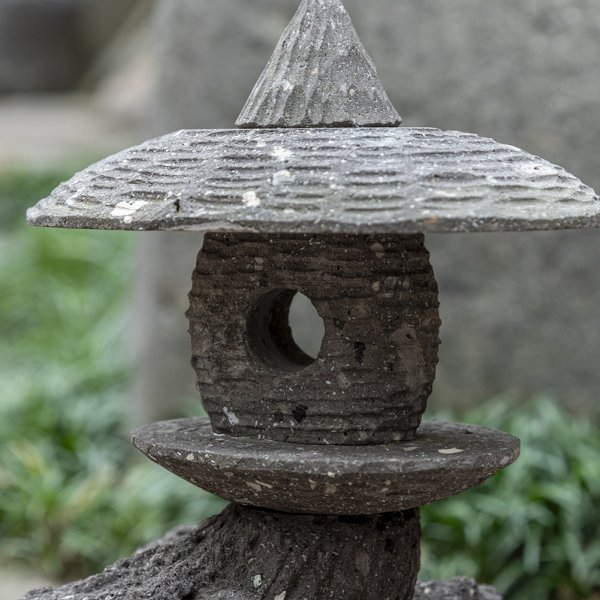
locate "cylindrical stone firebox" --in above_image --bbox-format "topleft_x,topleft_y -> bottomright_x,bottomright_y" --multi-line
188,233 -> 440,444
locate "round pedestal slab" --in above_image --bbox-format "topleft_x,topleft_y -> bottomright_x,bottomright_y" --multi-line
132,418 -> 519,514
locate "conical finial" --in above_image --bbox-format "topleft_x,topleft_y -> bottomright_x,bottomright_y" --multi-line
236,0 -> 401,128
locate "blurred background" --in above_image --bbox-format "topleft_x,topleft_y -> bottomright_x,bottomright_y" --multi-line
0,0 -> 599,598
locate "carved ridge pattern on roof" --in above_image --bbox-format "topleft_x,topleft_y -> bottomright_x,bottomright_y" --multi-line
27,128 -> 600,233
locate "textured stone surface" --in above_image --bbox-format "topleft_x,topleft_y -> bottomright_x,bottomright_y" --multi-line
24,503 -> 421,600
132,418 -> 519,514
24,578 -> 503,600
26,127 -> 599,234
22,506 -> 501,600
236,0 -> 401,128
189,233 -> 440,445
145,0 -> 600,418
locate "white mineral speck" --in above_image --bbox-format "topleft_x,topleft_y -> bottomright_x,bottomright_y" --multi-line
282,79 -> 293,92
252,574 -> 263,588
242,191 -> 261,208
223,407 -> 240,426
370,242 -> 385,258
255,480 -> 273,489
110,200 -> 148,218
275,593 -> 287,600
438,448 -> 464,455
246,481 -> 262,493
186,453 -> 194,461
272,146 -> 293,161
272,169 -> 292,185
337,373 -> 351,389
325,483 -> 338,495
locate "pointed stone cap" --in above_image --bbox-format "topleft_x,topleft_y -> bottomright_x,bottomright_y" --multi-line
236,0 -> 401,128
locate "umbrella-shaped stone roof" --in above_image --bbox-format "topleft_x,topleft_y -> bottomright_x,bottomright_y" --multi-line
27,0 -> 600,234
26,127 -> 600,233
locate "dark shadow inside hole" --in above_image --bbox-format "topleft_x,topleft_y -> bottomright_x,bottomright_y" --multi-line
247,288 -> 324,370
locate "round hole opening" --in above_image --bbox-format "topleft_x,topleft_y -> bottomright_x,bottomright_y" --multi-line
247,289 -> 325,370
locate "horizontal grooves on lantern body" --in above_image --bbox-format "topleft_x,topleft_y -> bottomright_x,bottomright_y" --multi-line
187,232 -> 441,445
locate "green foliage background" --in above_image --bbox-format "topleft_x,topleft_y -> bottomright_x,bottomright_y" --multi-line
0,170 -> 225,580
421,400 -> 600,600
0,170 -> 598,599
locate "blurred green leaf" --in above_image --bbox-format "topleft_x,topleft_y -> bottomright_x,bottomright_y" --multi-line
421,396 -> 600,600
0,169 -> 224,582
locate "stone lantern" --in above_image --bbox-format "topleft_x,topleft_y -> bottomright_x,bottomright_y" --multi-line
25,1 -> 600,599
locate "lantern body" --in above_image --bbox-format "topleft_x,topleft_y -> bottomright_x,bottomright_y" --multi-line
188,233 -> 440,445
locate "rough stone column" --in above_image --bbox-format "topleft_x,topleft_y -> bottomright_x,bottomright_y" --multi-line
139,0 -> 600,424
23,506 -> 500,600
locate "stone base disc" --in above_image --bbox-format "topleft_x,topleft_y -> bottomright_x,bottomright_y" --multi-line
132,418 -> 519,514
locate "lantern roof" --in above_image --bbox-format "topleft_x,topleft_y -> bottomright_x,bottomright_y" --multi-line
26,127 -> 600,233
27,0 -> 600,234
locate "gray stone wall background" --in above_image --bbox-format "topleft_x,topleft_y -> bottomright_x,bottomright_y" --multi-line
0,0 -> 143,93
133,0 -> 600,425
